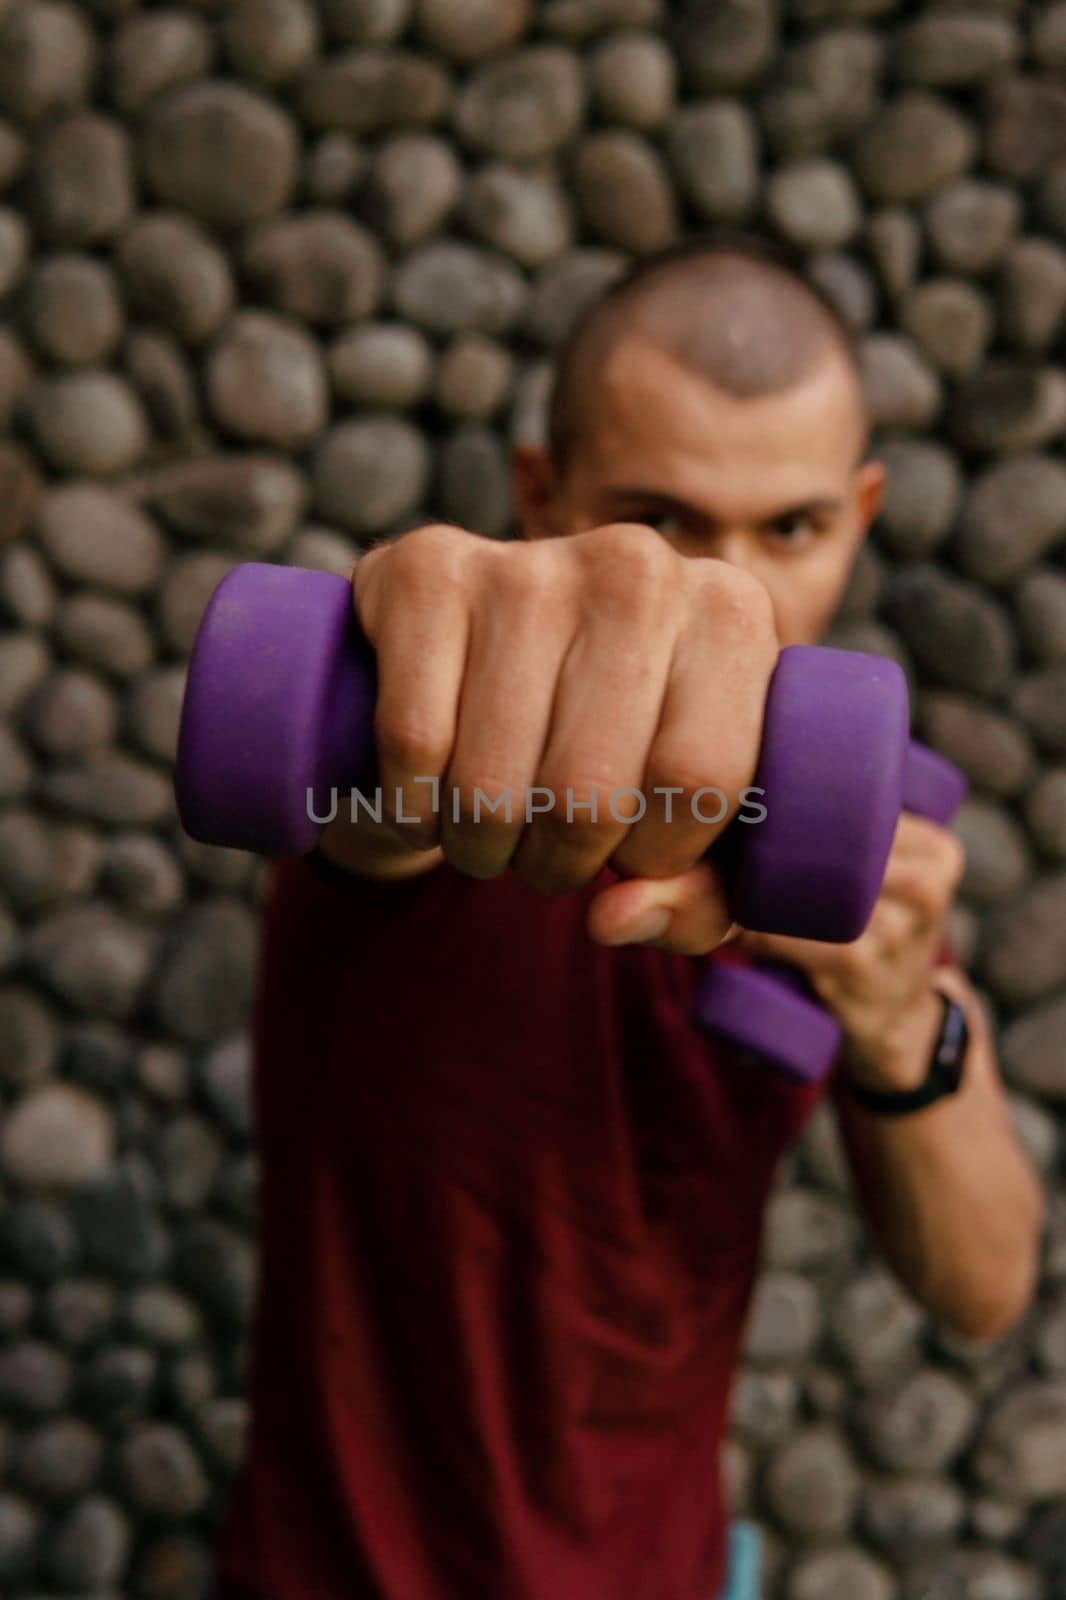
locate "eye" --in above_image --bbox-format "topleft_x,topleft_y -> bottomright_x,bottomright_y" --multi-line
766,512 -> 820,549
640,512 -> 687,541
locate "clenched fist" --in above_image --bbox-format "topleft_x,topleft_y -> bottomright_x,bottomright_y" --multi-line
324,522 -> 780,952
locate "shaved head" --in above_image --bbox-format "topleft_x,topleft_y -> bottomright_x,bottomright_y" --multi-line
548,242 -> 865,472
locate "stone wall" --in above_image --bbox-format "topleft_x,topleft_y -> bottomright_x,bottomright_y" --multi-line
0,0 -> 1064,1595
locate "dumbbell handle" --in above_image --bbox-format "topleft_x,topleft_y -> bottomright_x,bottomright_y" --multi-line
691,743 -> 967,1083
176,563 -> 912,943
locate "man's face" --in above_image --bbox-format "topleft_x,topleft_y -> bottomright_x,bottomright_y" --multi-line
515,335 -> 884,648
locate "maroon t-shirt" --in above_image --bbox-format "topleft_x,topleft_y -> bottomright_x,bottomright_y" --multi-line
214,855 -> 828,1600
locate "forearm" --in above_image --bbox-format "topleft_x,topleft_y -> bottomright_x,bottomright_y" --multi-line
836,969 -> 1045,1341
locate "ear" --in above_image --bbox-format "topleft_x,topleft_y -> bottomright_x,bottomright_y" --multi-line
513,444 -> 564,541
854,458 -> 886,539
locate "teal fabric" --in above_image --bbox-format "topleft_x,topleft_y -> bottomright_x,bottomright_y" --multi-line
720,1521 -> 761,1600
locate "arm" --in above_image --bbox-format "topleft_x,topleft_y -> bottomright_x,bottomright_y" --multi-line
732,817 -> 1045,1343
832,964 -> 1044,1342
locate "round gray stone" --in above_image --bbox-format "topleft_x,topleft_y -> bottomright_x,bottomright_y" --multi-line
670,0 -> 777,92
0,1341 -> 72,1418
876,440 -> 961,559
143,80 -> 299,226
296,49 -> 452,135
0,988 -> 58,1088
589,29 -> 676,129
414,0 -> 528,62
29,905 -> 157,1020
0,207 -> 28,296
120,1424 -> 209,1519
859,334 -> 942,429
221,0 -> 319,85
363,132 -> 462,247
893,13 -> 1019,86
320,0 -> 411,44
437,424 -> 512,538
206,311 -> 328,450
0,1492 -> 40,1587
101,833 -> 184,916
242,210 -> 384,325
1025,769 -> 1066,859
665,101 -> 759,222
177,1216 -> 256,1326
859,1368 -> 977,1473
986,74 -> 1066,183
1015,569 -> 1066,663
24,254 -> 123,368
124,328 -> 201,442
954,798 -> 1031,907
830,1270 -> 925,1380
807,252 -> 876,330
854,92 -> 975,204
117,213 -> 235,344
463,161 -> 572,267
435,334 -> 513,421
884,565 -> 1015,697
289,526 -> 361,574
109,10 -> 215,114
917,691 -> 1034,797
41,1279 -> 115,1348
313,416 -> 430,534
976,1379 -> 1066,1499
31,112 -> 133,246
15,1418 -> 103,1501
42,753 -> 173,828
26,372 -> 149,478
24,668 -> 116,757
867,207 -> 921,299
0,0 -> 96,124
200,1035 -> 253,1139
789,1547 -> 895,1600
455,46 -> 584,159
328,322 -> 433,409
744,1271 -> 822,1365
153,900 -> 257,1044
1,544 -> 55,628
1000,237 -> 1066,354
926,179 -> 1021,274
950,363 -> 1066,456
863,1474 -> 965,1552
138,455 -> 306,554
47,1495 -> 129,1589
979,873 -> 1066,1006
1012,663 -> 1066,757
36,485 -> 165,594
900,278 -> 993,378
55,593 -> 155,679
573,130 -> 677,254
768,158 -> 862,251
956,455 -> 1066,585
765,1426 -> 860,1539
392,240 -> 526,335
305,131 -> 366,204
525,247 -> 626,347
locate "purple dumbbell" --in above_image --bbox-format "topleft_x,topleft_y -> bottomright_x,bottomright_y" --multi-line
692,743 -> 967,1083
176,562 -> 914,943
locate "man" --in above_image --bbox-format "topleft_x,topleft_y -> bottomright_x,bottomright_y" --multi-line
215,244 -> 1043,1600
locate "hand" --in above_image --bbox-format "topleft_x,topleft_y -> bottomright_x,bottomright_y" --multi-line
732,815 -> 967,1092
336,521 -> 779,952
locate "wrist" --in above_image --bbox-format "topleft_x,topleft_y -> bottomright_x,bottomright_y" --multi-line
843,985 -> 945,1094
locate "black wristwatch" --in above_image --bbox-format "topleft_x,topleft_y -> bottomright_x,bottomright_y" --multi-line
849,990 -> 969,1117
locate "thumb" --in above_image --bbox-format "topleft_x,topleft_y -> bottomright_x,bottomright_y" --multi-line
587,861 -> 735,955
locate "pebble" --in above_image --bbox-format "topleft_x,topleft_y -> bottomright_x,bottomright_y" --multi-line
29,904 -> 157,1021
137,454 -> 306,554
455,47 -> 584,159
830,1271 -> 925,1381
152,900 -> 257,1044
24,669 -> 117,757
437,424 -> 512,538
159,1114 -> 224,1211
859,334 -> 942,430
0,812 -> 102,912
574,130 -> 677,254
393,239 -> 527,335
120,1424 -> 210,1518
143,81 -> 298,226
0,206 -> 28,295
136,1531 -> 214,1599
289,525 -> 360,574
221,0 -> 319,85
789,1547 -> 895,1600
243,210 -> 384,325
32,112 -> 133,247
320,0 -> 411,45
414,0 -> 528,62
39,1281 -> 112,1352
36,485 -> 165,595
525,247 -> 625,346
876,440 -> 961,559
0,987 -> 58,1088
979,873 -> 1066,1006
435,335 -> 512,422
807,252 -> 876,331
363,132 -> 462,247
0,122 -> 26,191
670,0 -> 777,92
1,544 -> 55,627
206,310 -> 328,450
917,691 -> 1033,797
117,214 -> 235,345
43,753 -> 173,828
1015,570 -> 1066,663
463,161 -> 572,267
665,101 -> 759,222
854,92 -> 975,204
867,207 -> 921,300
26,372 -> 149,478
1013,663 -> 1066,756
977,1380 -> 1066,1500
860,1368 -> 977,1473
80,1344 -> 158,1424
588,29 -> 675,129
0,1340 -> 72,1418
768,159 -> 861,251
1000,239 -> 1066,353
744,1272 -> 822,1366
14,1417 -> 101,1504
0,1 -> 97,124
863,1474 -> 965,1551
24,254 -> 123,368
765,1426 -> 860,1539
884,565 -> 1015,697
951,364 -> 1066,457
764,1188 -> 857,1272
0,1493 -> 40,1587
1,1082 -> 112,1189
956,455 -> 1066,586
1024,769 -> 1066,859
2,1197 -> 80,1281
732,1371 -> 798,1448
47,1494 -> 130,1589
0,633 -> 50,716
110,11 -> 215,114
124,328 -> 201,442
540,0 -> 663,38
926,179 -> 1021,274
101,833 -> 185,916
761,28 -> 883,158
955,798 -> 1031,907
123,1285 -> 202,1348
313,416 -> 430,534
297,49 -> 452,135
328,321 -> 433,409
305,131 -> 365,204
177,1216 -> 256,1326
200,1035 -> 253,1139
900,278 -> 992,379
893,13 -> 1018,86
985,75 -> 1066,183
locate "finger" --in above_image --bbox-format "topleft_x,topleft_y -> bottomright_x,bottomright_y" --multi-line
611,568 -> 776,882
354,532 -> 470,849
733,927 -> 856,973
588,860 -> 734,955
512,582 -> 675,894
441,557 -> 572,878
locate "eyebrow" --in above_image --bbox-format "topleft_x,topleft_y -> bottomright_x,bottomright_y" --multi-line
601,486 -> 845,525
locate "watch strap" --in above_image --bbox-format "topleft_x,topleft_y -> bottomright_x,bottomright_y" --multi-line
849,990 -> 968,1117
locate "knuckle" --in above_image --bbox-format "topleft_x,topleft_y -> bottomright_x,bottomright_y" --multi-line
375,708 -> 448,777
392,523 -> 473,602
698,563 -> 777,649
582,524 -> 678,613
